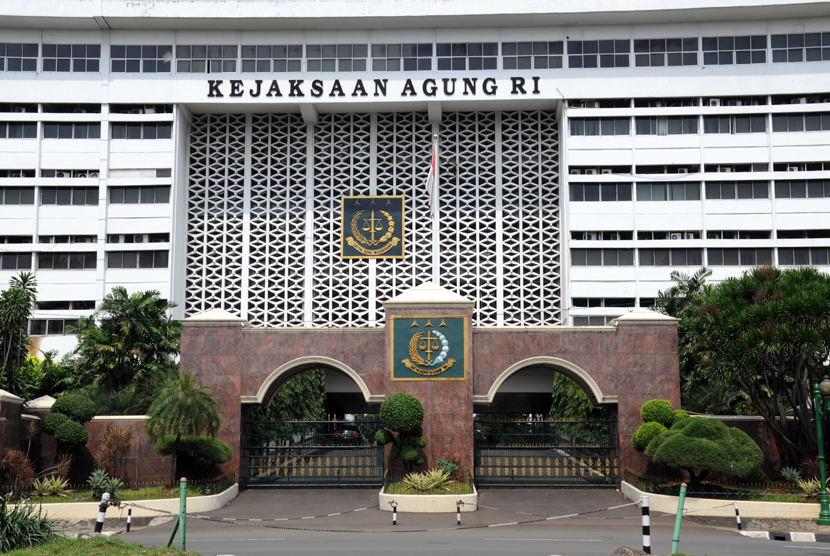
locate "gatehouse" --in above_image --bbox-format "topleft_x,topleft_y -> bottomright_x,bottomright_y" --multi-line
181,282 -> 680,488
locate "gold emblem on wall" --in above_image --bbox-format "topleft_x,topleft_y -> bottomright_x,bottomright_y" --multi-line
341,196 -> 405,259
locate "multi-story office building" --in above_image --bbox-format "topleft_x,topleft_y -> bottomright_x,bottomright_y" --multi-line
1,0 -> 830,356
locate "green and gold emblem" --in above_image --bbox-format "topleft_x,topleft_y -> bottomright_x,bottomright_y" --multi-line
391,316 -> 467,381
341,196 -> 405,259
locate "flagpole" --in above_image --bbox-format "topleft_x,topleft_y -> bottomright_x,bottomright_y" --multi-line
430,133 -> 440,284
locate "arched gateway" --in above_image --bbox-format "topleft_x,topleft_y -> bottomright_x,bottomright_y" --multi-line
181,283 -> 679,488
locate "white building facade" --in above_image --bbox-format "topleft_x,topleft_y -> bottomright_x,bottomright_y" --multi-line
1,0 -> 830,354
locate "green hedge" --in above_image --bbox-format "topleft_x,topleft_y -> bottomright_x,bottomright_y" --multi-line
153,436 -> 233,463
42,413 -> 69,435
379,392 -> 424,433
52,394 -> 96,424
632,422 -> 668,452
54,420 -> 89,448
640,399 -> 675,428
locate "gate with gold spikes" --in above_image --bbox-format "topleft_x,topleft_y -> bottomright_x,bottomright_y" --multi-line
473,418 -> 618,487
241,419 -> 385,487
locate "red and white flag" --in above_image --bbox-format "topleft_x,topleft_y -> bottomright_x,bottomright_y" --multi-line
425,138 -> 438,217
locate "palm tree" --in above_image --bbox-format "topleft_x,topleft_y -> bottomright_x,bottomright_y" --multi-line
0,273 -> 37,391
145,371 -> 222,483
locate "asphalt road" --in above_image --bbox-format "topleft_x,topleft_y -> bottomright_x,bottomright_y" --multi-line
122,488 -> 829,556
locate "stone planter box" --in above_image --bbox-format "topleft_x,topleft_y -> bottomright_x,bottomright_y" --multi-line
378,484 -> 478,513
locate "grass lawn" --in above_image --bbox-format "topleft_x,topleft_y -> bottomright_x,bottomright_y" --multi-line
5,537 -> 198,556
383,481 -> 475,495
27,484 -> 226,505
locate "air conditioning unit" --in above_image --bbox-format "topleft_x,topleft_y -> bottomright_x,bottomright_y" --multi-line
601,169 -> 612,175
55,171 -> 69,178
609,233 -> 621,240
670,232 -> 683,240
792,97 -> 807,104
808,96 -> 820,104
726,100 -> 738,107
75,172 -> 87,178
131,109 -> 142,114
88,172 -> 99,178
586,101 -> 600,108
585,169 -> 598,175
684,232 -> 695,240
709,99 -> 721,107
586,232 -> 600,241
707,232 -> 720,239
74,108 -> 87,113
787,166 -> 799,172
570,169 -> 582,175
649,100 -> 663,108
750,99 -> 762,106
720,167 -> 733,173
677,168 -> 689,174
13,107 -> 26,113
133,234 -> 149,244
144,106 -> 156,114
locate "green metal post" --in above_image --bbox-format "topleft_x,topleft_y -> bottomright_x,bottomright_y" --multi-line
671,482 -> 687,555
165,515 -> 179,547
814,383 -> 830,525
179,477 -> 187,551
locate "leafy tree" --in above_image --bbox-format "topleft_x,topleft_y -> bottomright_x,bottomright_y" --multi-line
15,351 -> 75,402
145,371 -> 222,483
687,266 -> 830,464
248,369 -> 326,422
645,417 -> 763,485
66,287 -> 181,414
375,392 -> 426,471
549,373 -> 608,420
0,273 -> 37,394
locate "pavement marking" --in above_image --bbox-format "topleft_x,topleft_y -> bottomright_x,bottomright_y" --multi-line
187,539 -> 287,543
483,538 -> 601,542
787,547 -> 830,550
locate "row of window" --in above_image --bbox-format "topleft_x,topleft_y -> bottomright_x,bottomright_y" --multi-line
0,186 -> 171,205
4,34 -> 830,73
569,181 -> 830,202
570,247 -> 830,266
0,122 -> 170,140
0,251 -> 169,270
572,229 -> 830,240
569,114 -> 830,136
0,234 -> 170,244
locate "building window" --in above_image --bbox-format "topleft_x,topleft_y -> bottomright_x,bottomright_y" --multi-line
29,319 -> 78,336
636,183 -> 700,201
39,235 -> 96,244
0,187 -> 34,205
0,236 -> 32,244
35,300 -> 94,310
772,113 -> 830,132
634,38 -> 698,67
43,122 -> 101,139
109,186 -> 170,204
706,230 -> 771,240
779,247 -> 830,266
40,187 -> 99,206
107,250 -> 169,269
0,122 -> 37,139
306,44 -> 367,72
107,233 -> 169,243
502,41 -> 563,69
570,183 -> 632,202
638,231 -> 701,240
111,45 -> 173,73
571,231 -> 633,240
40,169 -> 98,178
0,43 -> 38,71
568,40 -> 630,68
38,252 -> 97,270
702,36 -> 766,65
775,179 -> 830,198
111,123 -> 172,140
639,248 -> 703,266
772,33 -> 830,63
572,298 -> 636,308
570,118 -> 630,136
437,43 -> 498,70
573,316 -> 616,326
42,44 -> 100,72
706,181 -> 769,199
708,248 -> 774,266
571,248 -> 635,266
1,253 -> 32,270
241,45 -> 302,72
371,44 -> 432,71
635,116 -> 698,135
703,115 -> 766,134
176,45 -> 237,73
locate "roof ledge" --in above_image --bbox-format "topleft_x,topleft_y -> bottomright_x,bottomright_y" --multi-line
182,309 -> 251,327
0,389 -> 24,405
612,308 -> 679,326
383,281 -> 475,309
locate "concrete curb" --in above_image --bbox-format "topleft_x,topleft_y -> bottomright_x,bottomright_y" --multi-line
741,530 -> 830,543
378,485 -> 478,513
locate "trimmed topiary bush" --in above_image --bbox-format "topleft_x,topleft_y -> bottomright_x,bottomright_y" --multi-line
375,392 -> 427,471
154,435 -> 233,464
53,420 -> 89,450
41,413 -> 69,435
640,399 -> 675,428
673,409 -> 690,425
52,394 -> 96,424
632,422 -> 668,452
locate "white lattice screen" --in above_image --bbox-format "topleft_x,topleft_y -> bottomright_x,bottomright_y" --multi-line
185,110 -> 560,327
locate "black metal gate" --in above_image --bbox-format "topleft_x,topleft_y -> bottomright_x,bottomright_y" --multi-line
474,418 -> 619,487
241,419 -> 385,488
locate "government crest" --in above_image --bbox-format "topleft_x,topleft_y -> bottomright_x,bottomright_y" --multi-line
341,196 -> 405,259
391,316 -> 467,381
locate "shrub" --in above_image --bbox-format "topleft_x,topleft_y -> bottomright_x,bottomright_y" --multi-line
437,453 -> 463,480
782,466 -> 802,483
673,409 -> 690,425
54,420 -> 89,450
0,499 -> 54,553
401,469 -> 455,492
650,417 -> 763,485
380,392 -> 425,433
51,394 -> 96,424
153,435 -> 233,464
41,412 -> 68,435
640,399 -> 675,428
96,424 -> 134,478
632,422 -> 668,452
88,469 -> 109,501
0,449 -> 35,501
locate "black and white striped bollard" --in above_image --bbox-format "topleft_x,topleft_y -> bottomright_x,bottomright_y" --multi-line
391,499 -> 398,525
457,499 -> 462,525
734,501 -> 741,531
126,501 -> 132,532
641,495 -> 651,554
94,492 -> 110,534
